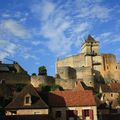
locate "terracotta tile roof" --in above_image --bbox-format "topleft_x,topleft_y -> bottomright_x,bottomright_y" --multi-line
100,83 -> 120,92
49,89 -> 96,107
100,84 -> 111,92
108,83 -> 120,92
6,84 -> 48,109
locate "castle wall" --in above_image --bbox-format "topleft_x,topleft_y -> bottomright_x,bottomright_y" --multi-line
76,66 -> 94,87
57,67 -> 76,80
57,54 -> 85,69
101,54 -> 120,83
31,76 -> 55,88
55,78 -> 75,89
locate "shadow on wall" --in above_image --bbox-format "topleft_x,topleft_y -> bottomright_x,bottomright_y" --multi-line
94,70 -> 105,84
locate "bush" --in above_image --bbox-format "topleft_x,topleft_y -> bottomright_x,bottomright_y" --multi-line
40,84 -> 63,93
117,93 -> 120,106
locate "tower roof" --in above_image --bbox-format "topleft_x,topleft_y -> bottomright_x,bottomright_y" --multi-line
85,35 -> 96,43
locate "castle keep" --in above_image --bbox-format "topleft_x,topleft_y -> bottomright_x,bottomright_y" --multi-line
56,35 -> 120,87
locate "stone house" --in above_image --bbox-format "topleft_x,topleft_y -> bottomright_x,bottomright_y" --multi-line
5,84 -> 48,115
49,85 -> 97,120
99,83 -> 120,110
0,62 -> 30,85
99,83 -> 120,102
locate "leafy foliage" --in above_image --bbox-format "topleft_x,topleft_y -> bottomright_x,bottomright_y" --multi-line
40,84 -> 63,93
38,66 -> 47,76
117,93 -> 120,106
96,92 -> 102,99
32,73 -> 36,76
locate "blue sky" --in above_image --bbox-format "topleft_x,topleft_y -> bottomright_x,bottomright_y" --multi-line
0,0 -> 120,76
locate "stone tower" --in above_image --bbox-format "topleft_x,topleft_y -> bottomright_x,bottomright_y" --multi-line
81,35 -> 99,55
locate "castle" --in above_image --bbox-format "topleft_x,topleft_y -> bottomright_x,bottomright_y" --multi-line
56,35 -> 120,88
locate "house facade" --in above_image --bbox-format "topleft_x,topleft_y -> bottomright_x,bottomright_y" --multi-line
49,86 -> 97,120
5,84 -> 48,115
99,83 -> 120,102
0,62 -> 30,85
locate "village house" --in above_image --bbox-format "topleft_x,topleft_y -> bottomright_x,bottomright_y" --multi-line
5,84 -> 49,115
99,83 -> 120,102
0,61 -> 30,85
49,84 -> 97,120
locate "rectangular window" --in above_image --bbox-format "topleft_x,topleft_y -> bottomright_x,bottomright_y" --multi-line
26,96 -> 30,104
84,110 -> 89,117
55,111 -> 61,118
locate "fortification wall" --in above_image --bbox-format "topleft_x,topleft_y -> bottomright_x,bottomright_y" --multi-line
57,66 -> 76,79
31,76 -> 55,88
101,54 -> 120,83
76,66 -> 94,87
55,78 -> 75,89
56,54 -> 85,69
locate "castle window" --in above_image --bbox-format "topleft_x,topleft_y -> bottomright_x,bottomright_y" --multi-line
111,94 -> 113,97
116,66 -> 117,69
107,66 -> 109,69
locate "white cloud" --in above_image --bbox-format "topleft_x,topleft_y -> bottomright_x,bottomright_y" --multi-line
96,32 -> 120,43
0,40 -> 17,60
30,0 -> 112,56
31,0 -> 55,21
73,22 -> 90,33
0,19 -> 30,39
1,13 -> 11,18
31,40 -> 42,46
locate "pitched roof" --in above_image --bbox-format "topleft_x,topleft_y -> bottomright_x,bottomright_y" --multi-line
49,89 -> 96,107
0,83 -> 12,98
6,84 -> 48,109
100,84 -> 111,92
100,83 -> 120,92
85,35 -> 98,43
109,83 -> 120,92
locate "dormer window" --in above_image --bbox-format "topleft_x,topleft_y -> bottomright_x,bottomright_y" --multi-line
24,94 -> 31,106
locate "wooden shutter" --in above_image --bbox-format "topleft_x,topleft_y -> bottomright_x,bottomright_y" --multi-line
89,109 -> 93,120
82,110 -> 85,120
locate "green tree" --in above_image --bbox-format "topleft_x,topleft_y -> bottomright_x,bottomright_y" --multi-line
117,93 -> 120,106
32,73 -> 36,76
38,66 -> 47,76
